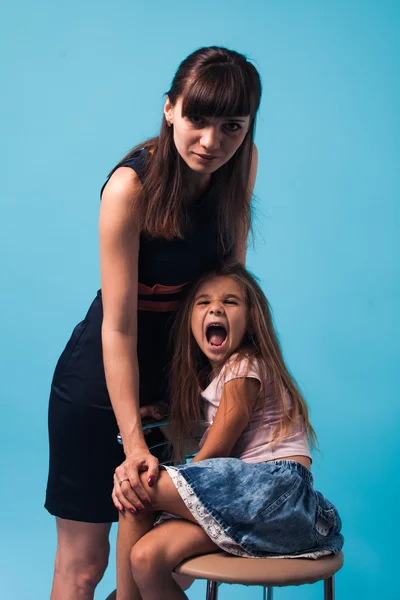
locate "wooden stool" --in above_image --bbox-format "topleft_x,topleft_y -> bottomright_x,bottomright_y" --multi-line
174,550 -> 344,600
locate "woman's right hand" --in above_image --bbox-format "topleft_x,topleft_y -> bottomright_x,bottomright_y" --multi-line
112,446 -> 159,513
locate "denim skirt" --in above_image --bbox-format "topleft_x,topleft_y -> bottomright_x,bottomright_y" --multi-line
162,458 -> 343,559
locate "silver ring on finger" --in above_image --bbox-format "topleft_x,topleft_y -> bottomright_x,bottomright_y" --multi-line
119,478 -> 130,486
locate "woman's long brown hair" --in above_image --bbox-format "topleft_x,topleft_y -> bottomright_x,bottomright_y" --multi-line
109,46 -> 262,253
169,261 -> 317,461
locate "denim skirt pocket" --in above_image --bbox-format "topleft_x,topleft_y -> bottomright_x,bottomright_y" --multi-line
312,490 -> 343,550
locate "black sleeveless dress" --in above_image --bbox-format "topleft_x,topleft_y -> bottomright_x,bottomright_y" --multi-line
45,149 -> 227,523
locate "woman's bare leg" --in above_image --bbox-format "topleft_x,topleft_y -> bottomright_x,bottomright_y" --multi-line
50,518 -> 111,600
131,519 -> 219,600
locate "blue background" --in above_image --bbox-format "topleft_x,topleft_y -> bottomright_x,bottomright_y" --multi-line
1,1 -> 399,598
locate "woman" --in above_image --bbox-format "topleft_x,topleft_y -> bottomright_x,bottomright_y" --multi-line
45,46 -> 262,599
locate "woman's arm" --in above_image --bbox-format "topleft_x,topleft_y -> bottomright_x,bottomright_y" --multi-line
100,167 -> 158,507
191,377 -> 260,462
233,143 -> 258,265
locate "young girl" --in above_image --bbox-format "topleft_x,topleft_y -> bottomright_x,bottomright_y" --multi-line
46,46 -> 261,599
113,261 -> 344,600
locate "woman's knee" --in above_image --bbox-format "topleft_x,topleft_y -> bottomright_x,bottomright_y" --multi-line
55,548 -> 109,589
54,519 -> 111,589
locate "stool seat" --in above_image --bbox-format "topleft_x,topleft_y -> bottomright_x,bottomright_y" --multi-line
175,551 -> 344,587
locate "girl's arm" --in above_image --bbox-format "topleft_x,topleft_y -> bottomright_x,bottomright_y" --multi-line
191,377 -> 260,462
233,143 -> 258,265
100,167 -> 158,508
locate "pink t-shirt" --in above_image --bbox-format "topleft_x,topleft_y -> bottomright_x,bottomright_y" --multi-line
199,354 -> 312,463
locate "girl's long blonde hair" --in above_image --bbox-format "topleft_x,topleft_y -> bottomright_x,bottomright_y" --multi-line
169,260 -> 317,461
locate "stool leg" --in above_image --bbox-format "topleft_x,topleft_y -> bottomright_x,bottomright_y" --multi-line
263,587 -> 273,600
324,575 -> 334,600
206,580 -> 218,600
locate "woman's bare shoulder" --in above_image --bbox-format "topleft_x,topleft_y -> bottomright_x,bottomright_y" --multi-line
102,166 -> 143,202
100,166 -> 144,232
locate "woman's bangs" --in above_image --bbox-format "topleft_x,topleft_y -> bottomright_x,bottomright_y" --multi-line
181,65 -> 254,118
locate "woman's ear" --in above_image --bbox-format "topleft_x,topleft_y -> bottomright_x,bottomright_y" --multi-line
164,96 -> 173,127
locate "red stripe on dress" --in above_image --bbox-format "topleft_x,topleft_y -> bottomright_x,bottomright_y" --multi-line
137,299 -> 181,312
137,282 -> 188,296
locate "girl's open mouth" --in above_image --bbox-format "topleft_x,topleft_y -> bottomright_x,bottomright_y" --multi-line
206,323 -> 228,348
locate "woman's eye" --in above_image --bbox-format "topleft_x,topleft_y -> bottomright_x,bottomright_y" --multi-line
188,116 -> 203,126
224,123 -> 241,133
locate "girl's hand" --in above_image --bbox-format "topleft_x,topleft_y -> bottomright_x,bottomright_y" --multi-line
140,402 -> 168,424
112,447 -> 159,514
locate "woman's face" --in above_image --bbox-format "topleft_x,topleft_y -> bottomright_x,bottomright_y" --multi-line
164,97 -> 251,176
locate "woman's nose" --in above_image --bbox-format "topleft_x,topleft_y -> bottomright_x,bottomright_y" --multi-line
200,127 -> 221,151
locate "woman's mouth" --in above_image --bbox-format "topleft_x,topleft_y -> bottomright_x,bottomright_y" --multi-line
206,323 -> 228,348
193,152 -> 218,163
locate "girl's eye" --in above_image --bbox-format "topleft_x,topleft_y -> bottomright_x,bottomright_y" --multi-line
197,300 -> 209,305
224,122 -> 241,133
225,299 -> 238,305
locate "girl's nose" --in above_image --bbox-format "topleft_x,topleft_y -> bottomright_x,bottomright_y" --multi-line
200,127 -> 221,151
209,303 -> 224,315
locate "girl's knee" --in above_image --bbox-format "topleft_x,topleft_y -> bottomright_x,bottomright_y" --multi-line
130,538 -> 165,581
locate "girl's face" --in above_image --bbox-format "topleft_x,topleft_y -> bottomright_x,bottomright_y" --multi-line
191,275 -> 248,369
164,97 -> 250,177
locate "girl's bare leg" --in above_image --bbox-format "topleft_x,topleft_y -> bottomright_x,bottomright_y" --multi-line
116,469 -> 216,599
131,519 -> 219,600
116,510 -> 155,600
